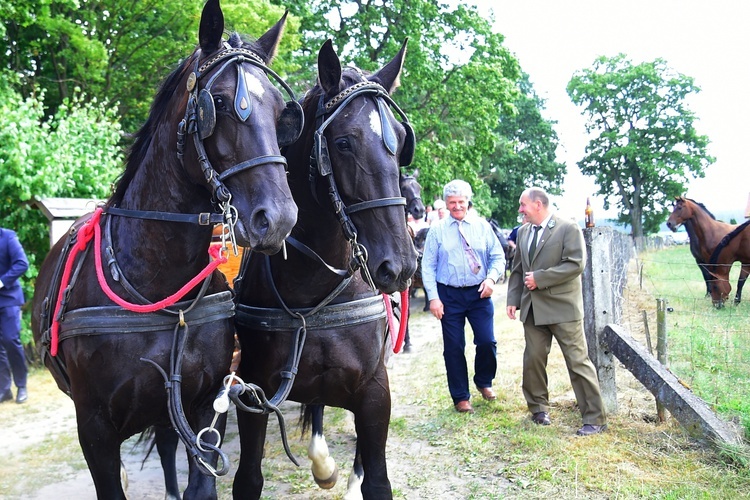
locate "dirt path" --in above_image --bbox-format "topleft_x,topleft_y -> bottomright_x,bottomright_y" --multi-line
0,284 -> 655,499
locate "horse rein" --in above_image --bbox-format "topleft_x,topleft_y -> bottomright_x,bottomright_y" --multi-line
310,81 -> 411,287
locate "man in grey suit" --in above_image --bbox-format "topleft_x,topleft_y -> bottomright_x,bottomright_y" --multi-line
506,187 -> 606,436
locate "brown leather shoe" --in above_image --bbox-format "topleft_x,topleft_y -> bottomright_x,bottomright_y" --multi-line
454,400 -> 474,413
531,411 -> 551,425
476,386 -> 497,401
576,424 -> 607,436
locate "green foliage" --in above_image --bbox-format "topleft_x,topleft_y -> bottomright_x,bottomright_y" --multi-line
0,77 -> 123,342
567,54 -> 714,238
274,0 -> 523,209
482,73 -> 566,225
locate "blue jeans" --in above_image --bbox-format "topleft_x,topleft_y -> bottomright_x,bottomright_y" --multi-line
437,283 -> 497,404
0,306 -> 27,393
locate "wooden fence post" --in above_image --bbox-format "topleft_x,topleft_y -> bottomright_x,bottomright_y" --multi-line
656,298 -> 668,421
582,226 -> 618,414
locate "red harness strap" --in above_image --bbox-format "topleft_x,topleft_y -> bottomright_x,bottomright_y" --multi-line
50,207 -> 227,356
383,290 -> 409,354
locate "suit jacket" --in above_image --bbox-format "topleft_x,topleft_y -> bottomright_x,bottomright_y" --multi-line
506,215 -> 585,325
0,228 -> 29,308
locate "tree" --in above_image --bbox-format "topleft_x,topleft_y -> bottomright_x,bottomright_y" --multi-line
0,76 -> 123,343
0,0 -> 297,134
482,73 -> 566,226
273,0 -> 522,209
567,54 -> 714,239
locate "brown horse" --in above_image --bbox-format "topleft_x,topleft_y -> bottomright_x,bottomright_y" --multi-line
666,196 -> 750,307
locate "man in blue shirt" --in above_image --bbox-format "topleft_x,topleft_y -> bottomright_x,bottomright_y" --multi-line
0,227 -> 29,404
421,180 -> 505,413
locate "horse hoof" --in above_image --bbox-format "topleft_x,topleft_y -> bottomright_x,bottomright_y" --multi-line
314,465 -> 339,489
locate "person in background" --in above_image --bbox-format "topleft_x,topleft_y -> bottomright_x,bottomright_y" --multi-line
427,199 -> 447,225
421,180 -> 505,413
0,226 -> 29,404
506,187 -> 607,435
507,214 -> 527,252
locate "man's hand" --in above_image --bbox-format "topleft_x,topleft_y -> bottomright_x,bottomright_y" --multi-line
429,298 -> 444,320
478,278 -> 495,299
506,305 -> 517,320
524,271 -> 537,290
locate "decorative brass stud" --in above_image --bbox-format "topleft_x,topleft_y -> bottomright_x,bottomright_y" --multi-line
187,72 -> 197,91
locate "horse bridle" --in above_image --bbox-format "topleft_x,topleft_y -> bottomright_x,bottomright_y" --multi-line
173,44 -> 303,248
309,81 -> 413,285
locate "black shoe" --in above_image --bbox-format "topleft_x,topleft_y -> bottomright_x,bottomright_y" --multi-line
531,411 -> 551,425
0,389 -> 13,403
576,424 -> 607,436
15,387 -> 27,404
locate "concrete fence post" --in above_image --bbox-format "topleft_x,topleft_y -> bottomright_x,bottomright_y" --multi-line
582,226 -> 618,414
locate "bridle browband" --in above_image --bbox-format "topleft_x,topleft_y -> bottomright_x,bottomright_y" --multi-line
309,81 -> 410,287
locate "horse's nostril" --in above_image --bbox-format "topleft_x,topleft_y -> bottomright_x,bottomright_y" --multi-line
252,209 -> 270,235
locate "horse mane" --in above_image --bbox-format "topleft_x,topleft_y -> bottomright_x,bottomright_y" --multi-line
685,197 -> 716,220
108,33 -> 266,207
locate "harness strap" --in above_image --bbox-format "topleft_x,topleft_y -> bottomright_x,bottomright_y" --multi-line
235,295 -> 385,331
345,197 -> 406,215
217,155 -> 288,181
285,236 -> 349,277
105,207 -> 223,225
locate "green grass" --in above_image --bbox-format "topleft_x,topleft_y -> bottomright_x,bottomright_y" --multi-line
637,245 -> 750,435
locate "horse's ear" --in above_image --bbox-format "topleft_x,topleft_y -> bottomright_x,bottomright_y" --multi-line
318,39 -> 343,96
370,39 -> 408,94
412,168 -> 419,179
199,0 -> 224,54
255,11 -> 289,64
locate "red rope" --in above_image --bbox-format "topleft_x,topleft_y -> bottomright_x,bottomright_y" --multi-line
50,207 -> 227,356
383,290 -> 409,354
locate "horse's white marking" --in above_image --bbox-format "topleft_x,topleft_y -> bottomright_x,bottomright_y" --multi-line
369,109 -> 382,138
243,70 -> 265,99
308,434 -> 337,482
343,466 -> 364,500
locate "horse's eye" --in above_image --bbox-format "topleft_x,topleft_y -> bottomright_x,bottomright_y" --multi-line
214,96 -> 227,111
334,137 -> 352,152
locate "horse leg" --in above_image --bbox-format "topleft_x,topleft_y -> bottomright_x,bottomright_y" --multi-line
76,411 -> 128,499
422,288 -> 429,312
350,377 -> 392,499
403,325 -> 412,352
698,261 -> 712,297
233,410 -> 270,499
344,447 -> 364,500
306,404 -> 339,489
154,425 -> 181,500
735,265 -> 749,305
183,411 -> 226,500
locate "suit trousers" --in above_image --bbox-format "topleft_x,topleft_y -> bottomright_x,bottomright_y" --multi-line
522,308 -> 606,425
437,283 -> 497,404
0,306 -> 27,393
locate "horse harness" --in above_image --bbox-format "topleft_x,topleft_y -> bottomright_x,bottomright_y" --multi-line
308,80 -> 414,287
36,43 -> 307,478
174,43 -> 304,249
228,80 -> 416,457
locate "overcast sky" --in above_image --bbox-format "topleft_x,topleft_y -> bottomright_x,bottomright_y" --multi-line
484,0 -> 750,221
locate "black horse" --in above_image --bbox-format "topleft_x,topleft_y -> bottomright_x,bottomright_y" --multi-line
400,169 -> 426,221
487,218 -> 512,282
231,40 -> 417,499
30,1 -> 299,498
